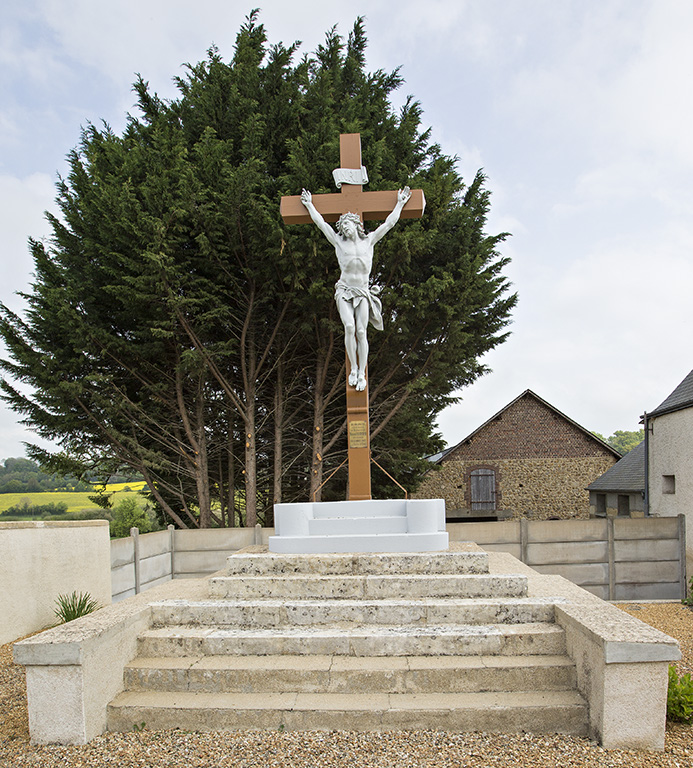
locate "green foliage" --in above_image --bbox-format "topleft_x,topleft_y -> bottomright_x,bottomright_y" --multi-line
2,500 -> 68,517
109,496 -> 156,538
0,13 -> 515,528
54,591 -> 100,623
667,665 -> 693,722
608,430 -> 645,455
0,456 -> 143,494
0,456 -> 92,493
593,430 -> 644,456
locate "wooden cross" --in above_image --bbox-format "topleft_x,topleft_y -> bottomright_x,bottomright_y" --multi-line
280,133 -> 425,500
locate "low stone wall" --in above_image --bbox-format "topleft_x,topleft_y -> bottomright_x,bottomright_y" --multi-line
417,457 -> 615,519
448,516 -> 686,600
490,551 -> 679,750
0,520 -> 112,645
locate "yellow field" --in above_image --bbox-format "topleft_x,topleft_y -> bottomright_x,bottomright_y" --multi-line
0,486 -> 147,514
103,481 -> 147,493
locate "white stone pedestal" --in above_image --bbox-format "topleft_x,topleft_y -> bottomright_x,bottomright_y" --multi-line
268,498 -> 448,553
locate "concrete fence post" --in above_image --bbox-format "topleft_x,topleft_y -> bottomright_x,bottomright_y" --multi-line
607,517 -> 615,601
168,524 -> 175,580
254,523 -> 262,546
130,527 -> 141,594
678,514 -> 687,599
520,518 -> 528,564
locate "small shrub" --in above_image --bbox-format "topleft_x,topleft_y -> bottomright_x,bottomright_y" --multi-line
109,496 -> 154,538
667,665 -> 693,723
54,591 -> 100,623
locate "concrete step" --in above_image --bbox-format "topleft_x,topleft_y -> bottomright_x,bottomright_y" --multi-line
308,516 -> 408,536
311,500 -> 408,518
107,688 -> 588,735
267,531 -> 450,554
150,597 -> 557,629
137,622 -> 566,658
224,549 -> 489,577
124,653 -> 578,694
208,573 -> 527,601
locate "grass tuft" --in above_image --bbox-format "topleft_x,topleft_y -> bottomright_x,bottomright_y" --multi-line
54,591 -> 101,623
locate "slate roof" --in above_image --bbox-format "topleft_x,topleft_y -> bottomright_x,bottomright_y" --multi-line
586,440 -> 645,493
649,369 -> 693,417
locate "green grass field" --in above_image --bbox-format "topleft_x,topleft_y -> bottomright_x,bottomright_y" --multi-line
0,485 -> 147,515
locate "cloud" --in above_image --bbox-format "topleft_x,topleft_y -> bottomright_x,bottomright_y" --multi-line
0,172 -> 55,312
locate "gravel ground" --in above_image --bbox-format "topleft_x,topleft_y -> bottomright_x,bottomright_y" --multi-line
1,603 -> 692,768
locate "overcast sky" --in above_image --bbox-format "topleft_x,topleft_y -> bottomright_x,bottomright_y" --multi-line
2,0 -> 692,460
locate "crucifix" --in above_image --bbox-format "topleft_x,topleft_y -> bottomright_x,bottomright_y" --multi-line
280,133 -> 425,500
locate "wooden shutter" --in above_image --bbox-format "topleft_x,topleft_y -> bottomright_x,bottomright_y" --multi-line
470,468 -> 496,511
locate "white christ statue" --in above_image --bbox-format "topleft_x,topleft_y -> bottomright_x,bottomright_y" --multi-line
300,186 -> 411,391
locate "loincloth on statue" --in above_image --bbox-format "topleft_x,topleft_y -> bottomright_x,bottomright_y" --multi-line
334,280 -> 383,331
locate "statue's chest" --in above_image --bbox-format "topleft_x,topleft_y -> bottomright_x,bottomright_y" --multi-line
339,242 -> 371,273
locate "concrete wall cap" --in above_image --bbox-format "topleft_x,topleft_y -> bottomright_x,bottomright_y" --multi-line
13,577 -> 208,666
0,519 -> 109,530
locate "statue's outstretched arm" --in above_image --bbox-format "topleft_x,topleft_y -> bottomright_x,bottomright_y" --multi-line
301,189 -> 338,246
370,186 -> 411,245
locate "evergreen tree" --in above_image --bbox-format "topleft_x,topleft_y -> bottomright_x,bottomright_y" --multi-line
0,14 -> 516,527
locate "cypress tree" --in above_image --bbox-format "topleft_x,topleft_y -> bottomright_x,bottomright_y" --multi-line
0,13 -> 516,526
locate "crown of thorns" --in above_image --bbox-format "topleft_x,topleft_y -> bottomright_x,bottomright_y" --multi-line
336,212 -> 367,238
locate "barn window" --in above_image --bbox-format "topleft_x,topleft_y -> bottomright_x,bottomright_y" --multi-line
470,468 -> 496,511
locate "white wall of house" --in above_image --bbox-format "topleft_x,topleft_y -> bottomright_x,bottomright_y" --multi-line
649,406 -> 693,576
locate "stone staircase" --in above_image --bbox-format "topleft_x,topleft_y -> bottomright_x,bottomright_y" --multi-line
107,547 -> 588,735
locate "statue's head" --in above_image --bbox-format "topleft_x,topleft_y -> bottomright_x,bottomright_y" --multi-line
336,212 -> 367,239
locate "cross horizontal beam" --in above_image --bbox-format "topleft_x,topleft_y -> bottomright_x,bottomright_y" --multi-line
280,188 -> 426,225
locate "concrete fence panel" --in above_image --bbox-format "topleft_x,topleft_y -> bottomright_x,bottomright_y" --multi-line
173,527 -> 259,578
105,517 -> 685,603
528,519 -> 607,542
526,541 -> 608,566
447,515 -> 686,600
109,525 -> 273,601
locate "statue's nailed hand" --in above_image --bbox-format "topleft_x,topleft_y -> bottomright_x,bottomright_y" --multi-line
301,189 -> 312,206
398,186 -> 411,205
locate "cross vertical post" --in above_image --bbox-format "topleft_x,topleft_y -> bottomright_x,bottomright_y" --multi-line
338,134 -> 372,500
280,133 -> 425,501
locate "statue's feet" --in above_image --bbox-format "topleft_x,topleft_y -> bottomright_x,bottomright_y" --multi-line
356,373 -> 367,391
348,369 -> 358,387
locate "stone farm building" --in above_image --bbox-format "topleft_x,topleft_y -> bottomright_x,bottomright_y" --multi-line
416,390 -> 621,521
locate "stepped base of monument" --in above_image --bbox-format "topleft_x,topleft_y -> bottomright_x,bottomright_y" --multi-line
269,498 -> 448,554
16,543 -> 679,748
107,544 -> 587,736
108,688 -> 588,735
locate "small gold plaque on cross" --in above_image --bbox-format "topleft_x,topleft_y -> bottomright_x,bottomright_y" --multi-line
348,420 -> 368,449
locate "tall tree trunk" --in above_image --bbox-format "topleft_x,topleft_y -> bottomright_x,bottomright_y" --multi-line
227,414 -> 236,527
244,390 -> 257,526
273,358 -> 284,504
195,393 -> 212,528
310,349 -> 327,501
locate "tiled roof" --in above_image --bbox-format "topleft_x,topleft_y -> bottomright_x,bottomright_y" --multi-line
586,440 -> 645,493
649,369 -> 693,417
